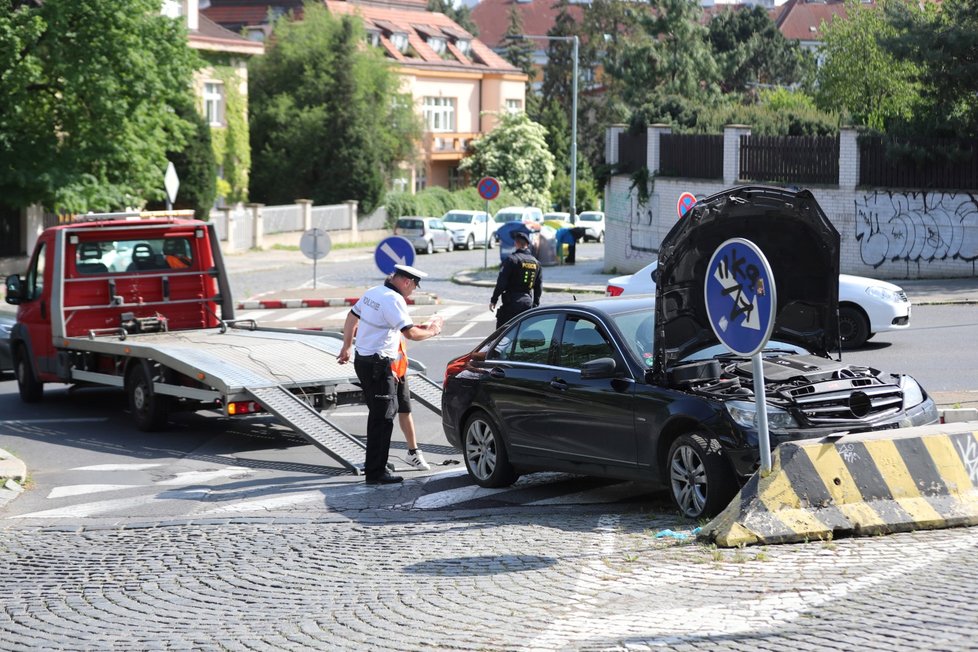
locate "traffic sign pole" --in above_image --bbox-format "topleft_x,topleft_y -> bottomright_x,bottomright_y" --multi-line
752,354 -> 772,474
477,177 -> 500,269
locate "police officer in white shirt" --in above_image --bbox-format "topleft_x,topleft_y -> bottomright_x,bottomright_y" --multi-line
338,264 -> 442,484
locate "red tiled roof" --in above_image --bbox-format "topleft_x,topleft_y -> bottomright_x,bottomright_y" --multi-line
471,0 -> 585,50
189,13 -> 265,53
772,0 -> 870,41
201,1 -> 305,29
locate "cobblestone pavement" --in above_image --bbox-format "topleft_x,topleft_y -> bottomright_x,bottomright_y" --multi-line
2,509 -> 977,651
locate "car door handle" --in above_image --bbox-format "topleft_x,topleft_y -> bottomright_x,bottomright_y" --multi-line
550,379 -> 568,391
489,367 -> 506,379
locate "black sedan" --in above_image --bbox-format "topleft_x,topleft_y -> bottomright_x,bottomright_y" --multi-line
444,188 -> 942,518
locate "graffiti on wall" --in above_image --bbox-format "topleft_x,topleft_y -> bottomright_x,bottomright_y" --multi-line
608,182 -> 659,257
854,191 -> 978,268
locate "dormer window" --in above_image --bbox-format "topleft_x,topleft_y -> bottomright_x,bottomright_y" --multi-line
366,29 -> 382,47
456,38 -> 471,56
427,36 -> 447,55
391,32 -> 409,53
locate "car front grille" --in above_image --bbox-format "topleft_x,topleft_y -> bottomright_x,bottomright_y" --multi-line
781,379 -> 904,426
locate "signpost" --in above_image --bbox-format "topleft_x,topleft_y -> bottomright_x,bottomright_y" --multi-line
677,192 -> 696,219
704,238 -> 777,474
299,227 -> 331,289
164,161 -> 180,211
478,176 -> 500,269
374,236 -> 415,275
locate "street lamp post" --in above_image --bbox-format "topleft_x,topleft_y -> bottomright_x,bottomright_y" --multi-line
511,33 -> 578,221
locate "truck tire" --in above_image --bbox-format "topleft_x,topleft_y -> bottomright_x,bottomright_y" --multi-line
14,344 -> 43,403
127,361 -> 169,431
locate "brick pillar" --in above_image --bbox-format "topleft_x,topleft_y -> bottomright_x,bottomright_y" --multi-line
247,203 -> 264,250
723,124 -> 752,186
605,124 -> 626,166
838,128 -> 859,190
345,200 -> 359,241
297,199 -> 312,231
646,123 -> 671,174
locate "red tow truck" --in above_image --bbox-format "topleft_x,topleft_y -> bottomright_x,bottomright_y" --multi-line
3,211 -> 442,472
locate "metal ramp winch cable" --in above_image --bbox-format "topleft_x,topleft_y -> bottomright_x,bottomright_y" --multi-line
408,373 -> 443,416
246,385 -> 367,474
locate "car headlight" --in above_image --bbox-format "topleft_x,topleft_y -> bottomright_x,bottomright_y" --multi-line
725,400 -> 799,430
900,375 -> 925,409
865,285 -> 901,303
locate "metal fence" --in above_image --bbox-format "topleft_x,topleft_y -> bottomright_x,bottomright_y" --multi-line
659,134 -> 723,179
740,135 -> 840,185
859,137 -> 978,190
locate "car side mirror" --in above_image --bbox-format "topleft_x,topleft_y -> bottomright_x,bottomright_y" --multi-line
650,267 -> 659,285
580,357 -> 617,379
5,274 -> 23,305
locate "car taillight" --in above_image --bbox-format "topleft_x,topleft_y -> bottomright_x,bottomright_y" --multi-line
445,353 -> 472,385
606,285 -> 624,297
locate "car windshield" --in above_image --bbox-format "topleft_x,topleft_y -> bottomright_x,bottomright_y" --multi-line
495,212 -> 520,222
443,214 -> 473,224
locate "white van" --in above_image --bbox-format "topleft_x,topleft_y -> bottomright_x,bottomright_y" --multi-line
493,206 -> 543,227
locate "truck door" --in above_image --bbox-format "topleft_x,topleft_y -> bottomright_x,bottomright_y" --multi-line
15,239 -> 57,380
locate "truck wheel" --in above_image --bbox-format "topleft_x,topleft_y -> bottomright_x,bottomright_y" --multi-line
14,344 -> 43,403
127,361 -> 169,431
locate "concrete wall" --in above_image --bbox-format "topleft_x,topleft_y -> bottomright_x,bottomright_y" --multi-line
604,125 -> 978,279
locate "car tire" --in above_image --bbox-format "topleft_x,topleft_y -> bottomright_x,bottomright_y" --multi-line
14,344 -> 43,403
838,304 -> 869,349
466,234 -> 475,250
126,361 -> 169,431
667,432 -> 737,520
597,231 -> 604,243
462,410 -> 519,488
425,239 -> 434,255
487,234 -> 494,249
446,239 -> 454,253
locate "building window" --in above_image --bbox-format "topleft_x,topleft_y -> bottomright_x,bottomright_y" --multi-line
427,36 -> 446,55
204,82 -> 224,127
505,99 -> 523,114
415,165 -> 427,193
423,97 -> 456,132
366,30 -> 381,47
448,166 -> 462,191
390,32 -> 409,53
456,39 -> 471,56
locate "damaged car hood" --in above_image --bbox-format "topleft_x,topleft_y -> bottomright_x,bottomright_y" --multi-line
653,186 -> 840,378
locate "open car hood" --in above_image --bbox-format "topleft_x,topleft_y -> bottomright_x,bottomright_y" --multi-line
653,186 -> 840,378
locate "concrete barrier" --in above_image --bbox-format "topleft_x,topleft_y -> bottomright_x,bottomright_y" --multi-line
700,422 -> 978,547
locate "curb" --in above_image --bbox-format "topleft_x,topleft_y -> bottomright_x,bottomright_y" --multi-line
701,421 -> 978,548
0,447 -> 27,510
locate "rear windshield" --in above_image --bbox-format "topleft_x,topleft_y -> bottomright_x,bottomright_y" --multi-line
397,219 -> 423,229
579,213 -> 602,222
443,214 -> 474,223
74,237 -> 195,274
494,212 -> 521,223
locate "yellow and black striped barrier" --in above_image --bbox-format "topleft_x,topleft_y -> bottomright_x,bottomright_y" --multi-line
701,422 -> 978,547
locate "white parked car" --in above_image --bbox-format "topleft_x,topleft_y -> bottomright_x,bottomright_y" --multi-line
542,211 -> 571,224
393,216 -> 453,254
494,206 -> 543,227
441,209 -> 495,250
606,260 -> 911,349
574,210 -> 605,242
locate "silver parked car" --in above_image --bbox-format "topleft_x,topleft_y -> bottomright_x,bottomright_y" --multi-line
394,216 -> 454,254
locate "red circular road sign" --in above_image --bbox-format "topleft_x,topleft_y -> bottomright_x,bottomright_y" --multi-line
478,176 -> 500,201
677,192 -> 697,219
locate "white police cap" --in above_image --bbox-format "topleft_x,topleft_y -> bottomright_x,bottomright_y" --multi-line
393,264 -> 428,284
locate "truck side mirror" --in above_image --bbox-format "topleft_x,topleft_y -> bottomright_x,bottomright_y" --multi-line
5,274 -> 23,305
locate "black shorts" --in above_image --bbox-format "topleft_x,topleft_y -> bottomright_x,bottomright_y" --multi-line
395,375 -> 411,414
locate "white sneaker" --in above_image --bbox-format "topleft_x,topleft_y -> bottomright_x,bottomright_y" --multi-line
407,450 -> 430,470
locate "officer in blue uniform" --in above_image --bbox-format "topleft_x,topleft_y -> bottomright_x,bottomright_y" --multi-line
490,229 -> 542,329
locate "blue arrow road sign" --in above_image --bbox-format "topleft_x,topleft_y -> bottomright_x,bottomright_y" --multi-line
374,236 -> 416,275
704,238 -> 777,357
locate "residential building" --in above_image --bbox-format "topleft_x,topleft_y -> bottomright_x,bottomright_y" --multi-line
203,0 -> 527,192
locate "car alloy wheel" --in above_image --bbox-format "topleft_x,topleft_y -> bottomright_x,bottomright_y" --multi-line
667,433 -> 736,520
838,305 -> 869,349
463,411 -> 518,488
466,234 -> 475,250
425,239 -> 434,255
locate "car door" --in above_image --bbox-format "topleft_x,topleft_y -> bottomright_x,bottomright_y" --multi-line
543,314 -> 638,465
14,239 -> 57,380
480,312 -> 560,458
429,219 -> 450,249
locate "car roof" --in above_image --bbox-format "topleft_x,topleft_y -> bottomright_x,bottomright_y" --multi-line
536,296 -> 653,315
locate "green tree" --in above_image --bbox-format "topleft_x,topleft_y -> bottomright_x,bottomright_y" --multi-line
708,6 -> 815,95
611,0 -> 720,107
502,6 -> 538,114
427,0 -> 478,36
248,4 -> 420,213
458,112 -> 555,209
145,101 -> 217,220
881,0 -> 978,137
815,0 -> 922,131
0,0 -> 200,212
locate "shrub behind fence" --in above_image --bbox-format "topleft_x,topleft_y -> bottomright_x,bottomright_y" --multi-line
859,137 -> 978,190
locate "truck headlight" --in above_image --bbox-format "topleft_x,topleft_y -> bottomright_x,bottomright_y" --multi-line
900,375 -> 925,409
725,400 -> 799,430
